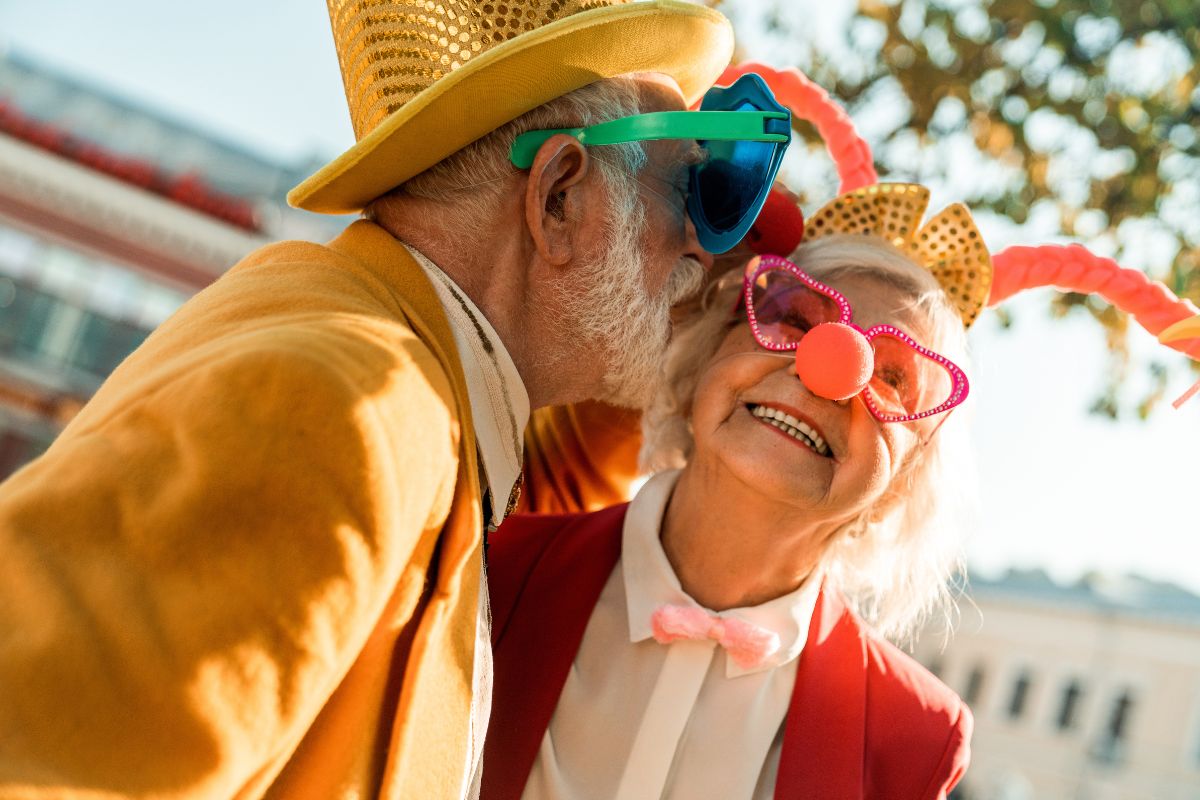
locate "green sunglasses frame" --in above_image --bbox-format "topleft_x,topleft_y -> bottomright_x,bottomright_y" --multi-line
508,110 -> 790,169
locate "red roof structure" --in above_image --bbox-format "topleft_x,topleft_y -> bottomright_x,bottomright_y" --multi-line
0,99 -> 260,232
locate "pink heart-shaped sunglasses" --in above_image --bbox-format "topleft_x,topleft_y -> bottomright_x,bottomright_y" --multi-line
742,255 -> 970,423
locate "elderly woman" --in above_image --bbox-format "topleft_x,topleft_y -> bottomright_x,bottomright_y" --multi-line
484,184 -> 979,800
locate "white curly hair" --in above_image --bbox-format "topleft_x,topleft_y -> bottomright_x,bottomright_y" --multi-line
640,234 -> 978,643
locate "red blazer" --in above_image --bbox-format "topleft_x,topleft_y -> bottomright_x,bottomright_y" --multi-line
483,504 -> 972,800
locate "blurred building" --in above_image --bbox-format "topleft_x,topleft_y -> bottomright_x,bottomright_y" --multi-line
0,50 -> 348,478
912,569 -> 1200,800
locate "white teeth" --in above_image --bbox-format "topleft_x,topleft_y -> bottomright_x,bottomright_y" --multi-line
749,404 -> 831,457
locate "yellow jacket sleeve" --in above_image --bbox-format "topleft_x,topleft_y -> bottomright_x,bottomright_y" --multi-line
518,401 -> 642,515
0,329 -> 460,798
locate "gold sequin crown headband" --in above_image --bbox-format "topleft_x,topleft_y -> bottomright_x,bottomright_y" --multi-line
804,183 -> 993,327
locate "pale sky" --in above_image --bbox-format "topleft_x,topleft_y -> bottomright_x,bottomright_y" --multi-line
2,0 -> 1197,591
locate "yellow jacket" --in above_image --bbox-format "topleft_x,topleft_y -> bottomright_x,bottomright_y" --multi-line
0,221 -> 638,799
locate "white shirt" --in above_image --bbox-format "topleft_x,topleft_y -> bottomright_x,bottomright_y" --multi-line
523,470 -> 822,800
407,245 -> 530,800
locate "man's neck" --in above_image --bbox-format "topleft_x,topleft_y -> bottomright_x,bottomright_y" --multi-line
372,206 -> 583,410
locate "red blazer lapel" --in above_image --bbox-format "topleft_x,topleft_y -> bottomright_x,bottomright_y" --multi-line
483,505 -> 627,800
775,587 -> 868,799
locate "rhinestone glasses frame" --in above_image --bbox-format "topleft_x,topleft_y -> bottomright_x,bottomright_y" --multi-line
742,254 -> 970,423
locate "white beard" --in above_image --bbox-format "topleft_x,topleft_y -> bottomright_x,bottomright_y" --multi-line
564,189 -> 706,409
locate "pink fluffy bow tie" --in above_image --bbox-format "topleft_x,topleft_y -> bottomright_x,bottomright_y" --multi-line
650,605 -> 782,670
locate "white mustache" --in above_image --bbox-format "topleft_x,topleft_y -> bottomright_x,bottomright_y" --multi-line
664,258 -> 706,306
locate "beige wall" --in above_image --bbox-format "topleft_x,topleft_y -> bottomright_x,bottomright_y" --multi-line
912,588 -> 1200,799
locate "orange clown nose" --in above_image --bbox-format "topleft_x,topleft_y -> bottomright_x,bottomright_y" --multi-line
794,323 -> 873,401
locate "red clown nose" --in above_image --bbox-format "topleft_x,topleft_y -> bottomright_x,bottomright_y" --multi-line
794,323 -> 873,401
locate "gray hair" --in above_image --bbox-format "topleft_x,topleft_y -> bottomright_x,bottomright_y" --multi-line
368,77 -> 648,241
641,235 -> 977,643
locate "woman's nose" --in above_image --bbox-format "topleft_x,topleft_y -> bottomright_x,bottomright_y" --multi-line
794,323 -> 873,401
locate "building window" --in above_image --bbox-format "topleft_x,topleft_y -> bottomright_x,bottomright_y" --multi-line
0,281 -> 57,361
1107,691 -> 1134,743
0,274 -> 150,380
1056,679 -> 1083,731
1092,689 -> 1135,765
70,311 -> 148,377
963,664 -> 986,707
1008,671 -> 1032,720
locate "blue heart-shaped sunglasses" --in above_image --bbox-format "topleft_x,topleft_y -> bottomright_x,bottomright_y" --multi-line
509,73 -> 791,254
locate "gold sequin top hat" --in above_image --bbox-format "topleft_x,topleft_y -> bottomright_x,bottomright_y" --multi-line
804,183 -> 993,327
288,0 -> 735,214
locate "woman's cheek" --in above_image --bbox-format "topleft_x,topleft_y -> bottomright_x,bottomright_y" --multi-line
839,429 -> 892,502
690,373 -> 738,440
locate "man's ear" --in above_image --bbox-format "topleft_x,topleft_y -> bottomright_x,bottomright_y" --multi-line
524,133 -> 591,266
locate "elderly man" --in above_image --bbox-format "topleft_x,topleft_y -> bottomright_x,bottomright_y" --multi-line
0,1 -> 793,797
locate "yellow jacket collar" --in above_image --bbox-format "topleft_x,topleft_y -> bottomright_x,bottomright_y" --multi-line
327,219 -> 483,585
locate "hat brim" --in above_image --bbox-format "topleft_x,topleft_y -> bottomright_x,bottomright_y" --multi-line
288,0 -> 734,214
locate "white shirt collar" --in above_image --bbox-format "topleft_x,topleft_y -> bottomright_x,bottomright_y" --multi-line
406,244 -> 530,529
622,470 -> 822,678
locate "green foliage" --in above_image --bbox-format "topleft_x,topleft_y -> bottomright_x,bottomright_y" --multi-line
722,0 -> 1200,417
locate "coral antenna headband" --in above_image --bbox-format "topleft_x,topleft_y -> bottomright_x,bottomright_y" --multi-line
721,61 -> 1200,412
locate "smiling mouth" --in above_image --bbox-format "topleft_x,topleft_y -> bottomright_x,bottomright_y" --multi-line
747,403 -> 832,458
